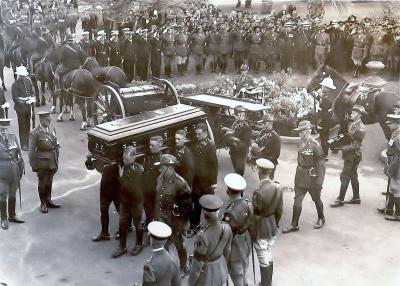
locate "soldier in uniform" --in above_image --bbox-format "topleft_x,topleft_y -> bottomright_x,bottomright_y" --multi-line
190,123 -> 218,231
251,114 -> 281,179
380,113 -> 400,221
331,105 -> 366,207
161,28 -> 176,78
250,159 -> 282,286
296,21 -> 313,74
205,26 -> 218,73
248,25 -> 263,74
79,31 -> 95,57
233,64 -> 255,98
142,221 -> 181,286
120,29 -> 135,82
351,25 -> 368,77
94,30 -> 109,67
189,27 -> 206,75
216,25 -> 231,74
229,106 -> 252,176
283,120 -> 326,233
222,173 -> 252,286
174,26 -> 189,76
155,154 -> 192,276
368,24 -> 386,62
109,30 -> 122,67
143,135 -> 164,228
28,111 -> 60,213
171,129 -> 195,188
281,22 -> 297,73
149,28 -> 162,78
112,145 -> 144,258
189,194 -> 233,286
314,25 -> 330,69
0,119 -> 25,230
134,29 -> 150,81
11,66 -> 35,150
262,24 -> 279,73
230,27 -> 247,73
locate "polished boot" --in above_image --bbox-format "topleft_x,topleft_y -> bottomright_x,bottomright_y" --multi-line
0,201 -> 8,230
40,194 -> 48,213
112,246 -> 127,258
338,178 -> 350,202
283,206 -> 300,233
47,194 -> 61,208
259,265 -> 271,286
330,198 -> 344,208
8,198 -> 24,223
385,198 -> 400,222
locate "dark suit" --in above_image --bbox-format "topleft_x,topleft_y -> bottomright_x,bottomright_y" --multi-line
28,125 -> 59,205
143,249 -> 181,286
135,35 -> 150,81
171,146 -> 195,188
230,120 -> 252,176
120,38 -> 135,82
12,77 -> 34,149
149,36 -> 162,78
143,152 -> 162,225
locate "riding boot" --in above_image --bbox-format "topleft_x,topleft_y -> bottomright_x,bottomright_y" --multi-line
385,198 -> 400,221
0,201 -> 8,230
259,265 -> 271,286
8,197 -> 24,223
351,179 -> 360,200
291,205 -> 301,227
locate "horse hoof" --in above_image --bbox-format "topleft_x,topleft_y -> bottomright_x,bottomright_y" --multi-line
57,118 -> 64,122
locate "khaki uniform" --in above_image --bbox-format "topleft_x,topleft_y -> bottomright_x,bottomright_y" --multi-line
143,249 -> 181,286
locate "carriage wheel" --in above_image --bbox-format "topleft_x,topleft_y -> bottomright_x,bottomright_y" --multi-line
92,85 -> 126,125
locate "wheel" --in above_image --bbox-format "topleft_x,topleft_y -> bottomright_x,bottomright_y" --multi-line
92,85 -> 126,125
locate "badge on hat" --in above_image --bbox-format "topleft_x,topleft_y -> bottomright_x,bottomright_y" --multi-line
224,173 -> 246,192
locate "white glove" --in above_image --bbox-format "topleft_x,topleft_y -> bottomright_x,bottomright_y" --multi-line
1,102 -> 10,109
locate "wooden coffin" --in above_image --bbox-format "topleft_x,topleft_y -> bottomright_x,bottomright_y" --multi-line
87,104 -> 208,165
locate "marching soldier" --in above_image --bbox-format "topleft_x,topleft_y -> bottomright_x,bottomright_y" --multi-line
190,123 -> 218,231
283,120 -> 326,233
381,113 -> 400,221
161,28 -> 176,78
112,145 -> 144,258
229,106 -> 252,176
251,114 -> 281,179
155,154 -> 192,276
143,135 -> 164,228
0,119 -> 25,230
331,105 -> 366,207
171,129 -> 195,188
222,173 -> 252,286
189,194 -> 233,286
142,221 -> 181,286
11,66 -> 35,151
250,159 -> 282,286
28,111 -> 61,213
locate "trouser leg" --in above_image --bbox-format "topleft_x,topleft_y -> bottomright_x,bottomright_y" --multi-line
8,196 -> 16,218
190,192 -> 201,228
351,163 -> 360,199
118,205 -> 130,249
45,170 -> 56,203
17,110 -> 31,148
386,192 -> 395,211
132,204 -> 143,246
144,190 -> 155,225
339,160 -> 352,200
310,186 -> 324,220
99,190 -> 112,235
292,186 -> 307,226
172,231 -> 187,269
231,274 -> 245,286
37,170 -> 47,203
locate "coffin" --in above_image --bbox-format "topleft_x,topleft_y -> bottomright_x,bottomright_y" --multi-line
87,104 -> 209,165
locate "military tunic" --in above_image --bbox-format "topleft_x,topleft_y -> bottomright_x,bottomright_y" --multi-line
143,152 -> 162,225
230,120 -> 252,176
351,32 -> 368,66
254,129 -> 281,178
143,248 -> 181,286
314,30 -> 330,68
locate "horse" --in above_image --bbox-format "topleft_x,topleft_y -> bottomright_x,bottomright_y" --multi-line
307,65 -> 399,140
32,57 -> 57,108
80,56 -> 128,87
58,68 -> 100,130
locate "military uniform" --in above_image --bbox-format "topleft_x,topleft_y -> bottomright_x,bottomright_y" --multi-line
189,195 -> 233,286
134,34 -> 150,81
262,28 -> 279,73
254,129 -> 281,179
368,28 -> 386,61
0,129 -> 24,229
149,33 -> 162,78
120,35 -> 135,82
230,30 -> 247,73
94,39 -> 110,67
230,119 -> 252,176
174,31 -> 189,76
79,38 -> 95,57
351,31 -> 368,67
385,127 -> 400,220
248,30 -> 263,73
216,30 -> 231,74
281,28 -> 297,72
109,38 -> 122,67
296,28 -> 313,74
28,121 -> 60,212
171,145 -> 195,188
143,151 -> 162,226
319,89 -> 335,157
161,32 -> 176,78
205,30 -> 218,73
314,29 -> 330,68
189,30 -> 206,74
11,75 -> 34,149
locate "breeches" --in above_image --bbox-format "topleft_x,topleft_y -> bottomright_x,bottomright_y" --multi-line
293,185 -> 324,223
254,237 -> 275,267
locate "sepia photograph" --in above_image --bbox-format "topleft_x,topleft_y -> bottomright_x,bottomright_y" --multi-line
0,0 -> 399,285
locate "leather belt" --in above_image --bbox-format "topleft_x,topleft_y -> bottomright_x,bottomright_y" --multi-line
193,251 -> 222,263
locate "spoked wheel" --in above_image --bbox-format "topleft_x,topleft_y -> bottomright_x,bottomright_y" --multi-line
92,85 -> 126,125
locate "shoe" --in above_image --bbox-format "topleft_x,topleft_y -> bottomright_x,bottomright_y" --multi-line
130,245 -> 143,256
8,216 -> 25,223
282,225 -> 299,233
1,219 -> 8,230
385,214 -> 400,222
40,202 -> 48,213
313,219 -> 325,229
344,198 -> 361,204
377,208 -> 394,215
92,233 -> 111,242
330,199 -> 344,208
180,266 -> 189,278
112,246 -> 127,258
47,200 -> 61,208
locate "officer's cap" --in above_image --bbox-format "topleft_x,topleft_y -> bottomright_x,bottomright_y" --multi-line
81,31 -> 89,36
256,158 -> 275,170
111,30 -> 119,36
352,105 -> 367,115
154,154 -> 176,166
294,120 -> 314,132
224,173 -> 246,191
0,119 -> 12,127
199,194 -> 223,212
97,30 -> 106,36
234,105 -> 247,114
148,221 -> 172,239
365,61 -> 385,71
386,114 -> 400,124
37,111 -> 51,119
15,65 -> 29,76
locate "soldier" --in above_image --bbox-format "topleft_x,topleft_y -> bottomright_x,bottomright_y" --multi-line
0,80 -> 9,117
190,123 -> 218,231
31,9 -> 44,35
109,31 -> 122,67
262,24 -> 279,73
171,129 -> 195,188
189,27 -> 206,75
79,31 -> 95,57
229,106 -> 252,176
0,119 -> 25,230
331,105 -> 366,207
189,194 -> 233,286
94,30 -> 109,67
233,64 -> 255,98
250,159 -> 282,286
230,27 -> 247,73
216,25 -> 231,74
149,28 -> 162,78
28,111 -> 61,213
142,221 -> 181,286
317,77 -> 336,159
380,113 -> 400,221
296,21 -> 313,74
112,145 -> 144,258
143,135 -> 164,228
11,66 -> 35,151
248,25 -> 263,74
351,25 -> 368,77
368,24 -> 386,62
314,25 -> 330,69
281,22 -> 297,73
283,120 -> 326,233
175,26 -> 189,76
251,114 -> 281,179
222,173 -> 252,286
155,154 -> 192,276
120,29 -> 135,82
134,29 -> 150,81
205,26 -> 218,73
161,28 -> 176,78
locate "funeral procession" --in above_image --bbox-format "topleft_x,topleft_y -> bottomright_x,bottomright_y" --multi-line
0,0 -> 400,285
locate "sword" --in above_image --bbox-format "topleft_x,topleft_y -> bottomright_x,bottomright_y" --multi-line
385,177 -> 391,216
251,240 -> 256,285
